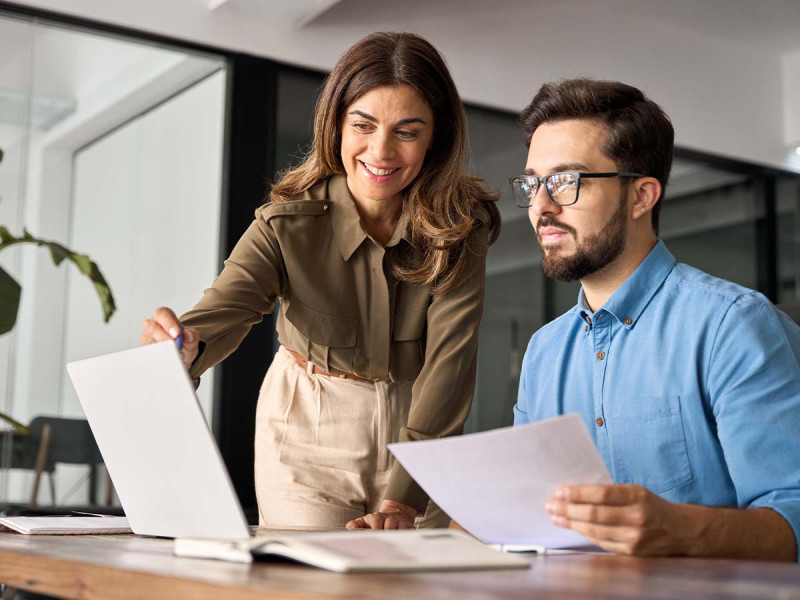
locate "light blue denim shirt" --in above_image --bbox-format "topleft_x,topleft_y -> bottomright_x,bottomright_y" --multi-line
514,240 -> 800,559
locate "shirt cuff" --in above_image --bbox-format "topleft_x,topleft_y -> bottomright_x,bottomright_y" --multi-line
383,426 -> 438,513
749,491 -> 800,562
384,461 -> 429,514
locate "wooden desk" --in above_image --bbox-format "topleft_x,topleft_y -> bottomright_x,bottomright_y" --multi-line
0,533 -> 798,600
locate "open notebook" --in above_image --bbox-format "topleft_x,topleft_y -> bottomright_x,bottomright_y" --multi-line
66,342 -> 527,572
175,529 -> 528,571
0,515 -> 131,535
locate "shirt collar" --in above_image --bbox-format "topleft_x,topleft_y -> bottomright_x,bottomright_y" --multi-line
327,175 -> 413,261
576,240 -> 676,329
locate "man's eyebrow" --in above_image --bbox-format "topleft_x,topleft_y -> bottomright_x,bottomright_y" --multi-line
348,111 -> 427,127
524,162 -> 590,176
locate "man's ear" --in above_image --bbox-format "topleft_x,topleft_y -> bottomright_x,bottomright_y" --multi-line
630,177 -> 662,222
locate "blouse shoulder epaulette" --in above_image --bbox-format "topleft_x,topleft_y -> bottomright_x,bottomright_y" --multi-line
256,199 -> 330,223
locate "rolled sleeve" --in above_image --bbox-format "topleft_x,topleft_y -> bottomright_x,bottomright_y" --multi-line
708,294 -> 800,560
383,220 -> 490,512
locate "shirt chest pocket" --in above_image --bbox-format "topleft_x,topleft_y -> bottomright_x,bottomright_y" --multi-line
606,395 -> 693,494
285,298 -> 357,372
390,306 -> 427,379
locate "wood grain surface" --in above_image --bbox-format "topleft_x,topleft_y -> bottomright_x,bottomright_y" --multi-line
0,533 -> 798,600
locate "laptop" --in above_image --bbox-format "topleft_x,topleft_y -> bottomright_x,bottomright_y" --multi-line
65,341 -> 530,571
66,341 -> 251,540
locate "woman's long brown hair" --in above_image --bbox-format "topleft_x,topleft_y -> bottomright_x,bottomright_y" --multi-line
269,32 -> 500,294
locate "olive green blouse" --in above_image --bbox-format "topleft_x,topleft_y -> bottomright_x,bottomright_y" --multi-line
180,175 -> 490,512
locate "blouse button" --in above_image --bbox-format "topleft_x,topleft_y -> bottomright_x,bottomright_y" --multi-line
624,317 -> 632,325
596,417 -> 604,427
596,351 -> 606,360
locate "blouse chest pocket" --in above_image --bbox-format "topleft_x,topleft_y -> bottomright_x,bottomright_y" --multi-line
391,304 -> 428,379
284,297 -> 357,372
605,395 -> 694,494
393,306 -> 427,341
393,283 -> 430,342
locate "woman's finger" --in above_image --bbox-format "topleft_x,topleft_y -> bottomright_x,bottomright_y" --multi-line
141,318 -> 173,345
152,307 -> 182,339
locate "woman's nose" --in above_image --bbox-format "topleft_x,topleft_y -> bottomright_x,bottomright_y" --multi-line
368,131 -> 396,161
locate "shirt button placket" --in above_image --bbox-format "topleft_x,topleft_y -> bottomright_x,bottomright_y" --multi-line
591,312 -> 612,460
369,246 -> 390,376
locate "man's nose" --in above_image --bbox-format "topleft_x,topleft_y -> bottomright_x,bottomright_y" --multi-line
528,183 -> 560,220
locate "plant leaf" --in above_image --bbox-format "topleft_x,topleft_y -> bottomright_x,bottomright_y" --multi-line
0,264 -> 21,335
0,228 -> 116,324
0,410 -> 29,434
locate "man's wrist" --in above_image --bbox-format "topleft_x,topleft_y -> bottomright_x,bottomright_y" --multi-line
675,503 -> 710,557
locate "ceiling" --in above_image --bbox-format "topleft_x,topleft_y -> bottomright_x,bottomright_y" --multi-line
308,0 -> 800,55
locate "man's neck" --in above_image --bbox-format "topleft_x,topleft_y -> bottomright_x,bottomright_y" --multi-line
580,238 -> 658,312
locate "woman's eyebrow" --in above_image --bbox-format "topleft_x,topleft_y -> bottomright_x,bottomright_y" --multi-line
348,110 -> 427,127
348,110 -> 377,122
396,117 -> 427,126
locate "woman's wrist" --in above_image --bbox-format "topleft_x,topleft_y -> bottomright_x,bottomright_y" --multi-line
379,499 -> 418,520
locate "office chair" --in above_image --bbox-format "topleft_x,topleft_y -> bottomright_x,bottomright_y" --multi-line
22,416 -> 105,506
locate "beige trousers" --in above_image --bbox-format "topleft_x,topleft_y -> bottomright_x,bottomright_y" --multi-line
254,346 -> 447,530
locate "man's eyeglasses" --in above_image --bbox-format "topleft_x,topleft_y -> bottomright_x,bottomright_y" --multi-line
508,172 -> 649,208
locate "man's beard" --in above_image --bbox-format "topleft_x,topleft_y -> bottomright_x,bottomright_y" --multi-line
538,198 -> 627,282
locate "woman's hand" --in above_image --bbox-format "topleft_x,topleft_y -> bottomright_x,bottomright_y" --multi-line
346,499 -> 418,530
141,306 -> 200,370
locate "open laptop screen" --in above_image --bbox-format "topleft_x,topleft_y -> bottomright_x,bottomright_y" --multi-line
66,341 -> 250,540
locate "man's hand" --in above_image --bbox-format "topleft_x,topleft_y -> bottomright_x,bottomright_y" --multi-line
545,484 -> 690,556
346,499 -> 417,530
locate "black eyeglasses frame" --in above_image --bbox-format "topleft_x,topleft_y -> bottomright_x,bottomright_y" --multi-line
508,171 -> 650,207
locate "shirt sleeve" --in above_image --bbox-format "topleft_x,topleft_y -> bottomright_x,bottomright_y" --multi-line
180,213 -> 284,379
382,218 -> 490,512
513,339 -> 533,425
707,293 -> 800,561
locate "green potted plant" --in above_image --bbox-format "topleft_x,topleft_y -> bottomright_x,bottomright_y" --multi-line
0,146 -> 116,433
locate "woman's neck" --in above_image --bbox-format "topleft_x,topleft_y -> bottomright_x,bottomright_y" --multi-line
350,192 -> 404,246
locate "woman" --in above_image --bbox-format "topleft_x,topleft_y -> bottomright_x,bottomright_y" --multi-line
141,32 -> 500,530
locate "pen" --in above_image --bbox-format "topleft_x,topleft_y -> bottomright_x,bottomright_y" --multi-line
71,511 -> 114,518
175,325 -> 184,350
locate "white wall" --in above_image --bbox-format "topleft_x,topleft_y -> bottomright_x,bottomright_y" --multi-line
7,0 -> 800,173
784,48 -> 800,149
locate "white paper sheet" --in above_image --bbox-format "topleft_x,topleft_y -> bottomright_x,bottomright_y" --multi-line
389,413 -> 612,548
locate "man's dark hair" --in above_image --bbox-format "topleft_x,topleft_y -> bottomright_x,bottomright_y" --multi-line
519,79 -> 674,234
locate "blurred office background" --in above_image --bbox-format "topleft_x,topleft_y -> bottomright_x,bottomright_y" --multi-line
0,0 -> 798,521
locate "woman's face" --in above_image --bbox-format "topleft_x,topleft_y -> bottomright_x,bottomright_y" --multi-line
340,85 -> 434,210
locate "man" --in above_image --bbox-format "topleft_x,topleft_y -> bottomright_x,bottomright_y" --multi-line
512,79 -> 800,561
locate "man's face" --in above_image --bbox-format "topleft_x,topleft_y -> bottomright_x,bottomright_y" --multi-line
526,118 -> 629,282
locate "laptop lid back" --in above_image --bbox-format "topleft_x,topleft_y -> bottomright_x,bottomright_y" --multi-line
66,341 -> 250,539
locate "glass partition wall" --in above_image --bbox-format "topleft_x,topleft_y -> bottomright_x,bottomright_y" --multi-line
0,10 -> 227,513
0,13 -> 34,509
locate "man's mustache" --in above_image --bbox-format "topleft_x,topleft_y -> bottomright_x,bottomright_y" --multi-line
536,217 -> 577,238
